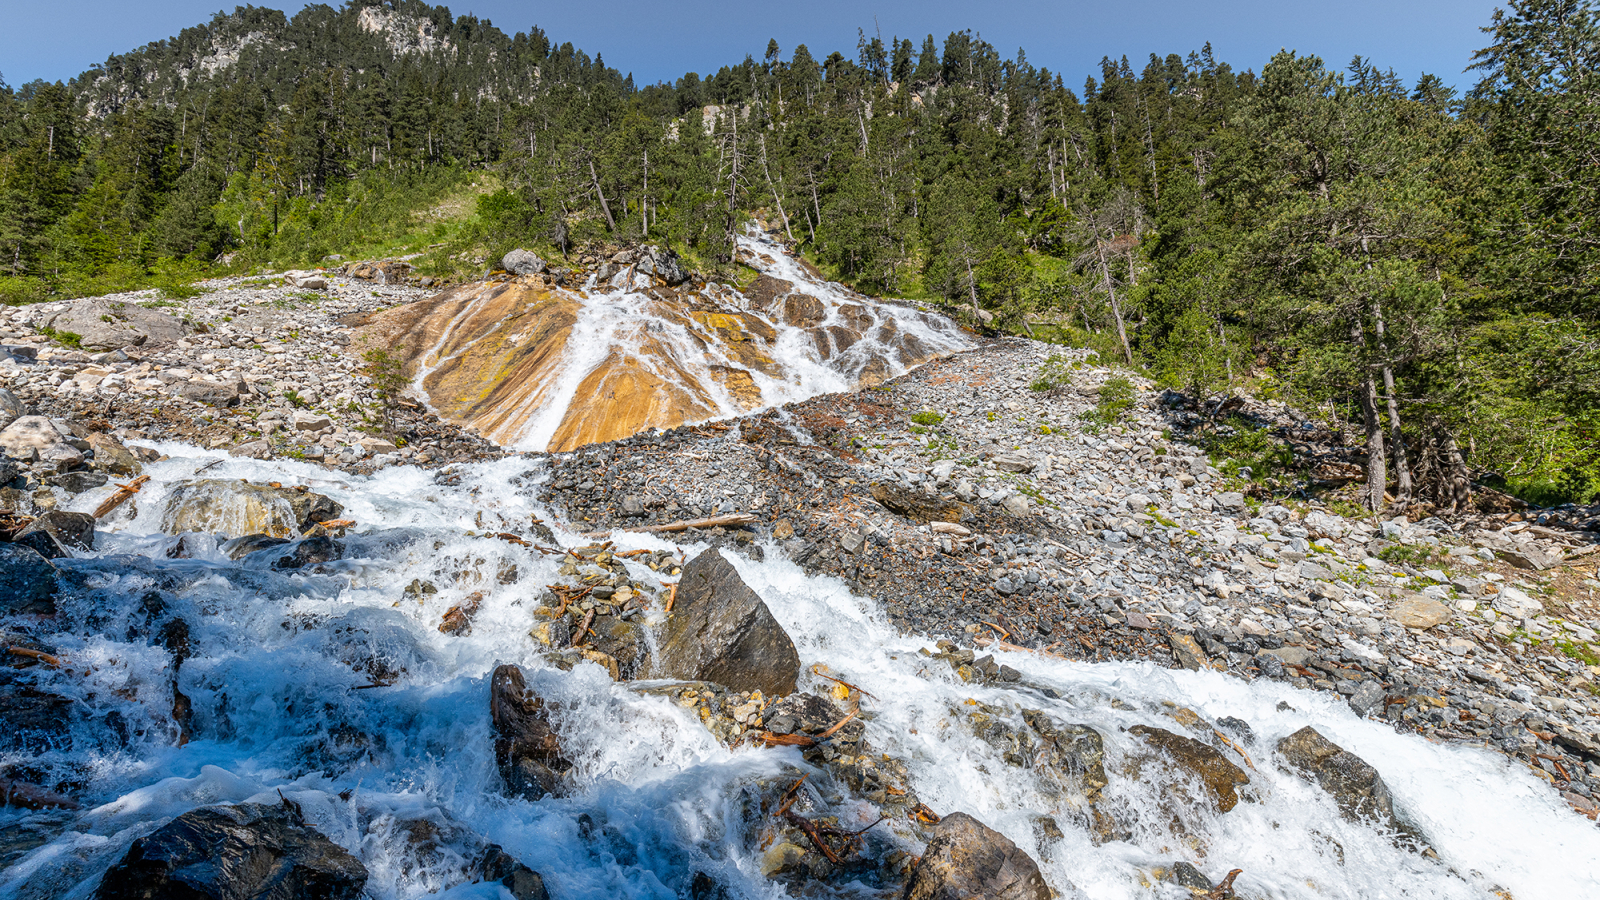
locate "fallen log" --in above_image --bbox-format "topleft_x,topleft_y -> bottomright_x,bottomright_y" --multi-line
93,474 -> 150,519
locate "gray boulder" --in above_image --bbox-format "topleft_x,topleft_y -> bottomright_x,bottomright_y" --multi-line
0,416 -> 84,466
503,249 -> 547,276
13,511 -> 95,559
643,245 -> 689,286
178,379 -> 244,407
0,544 -> 58,615
0,387 -> 23,430
656,548 -> 800,697
162,480 -> 343,538
93,801 -> 367,900
904,812 -> 1050,900
34,298 -> 188,351
87,432 -> 143,476
1277,726 -> 1411,835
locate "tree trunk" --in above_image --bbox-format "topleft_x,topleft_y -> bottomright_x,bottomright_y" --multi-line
1352,320 -> 1387,513
1372,299 -> 1412,504
1097,245 -> 1133,365
587,157 -> 616,231
759,135 -> 795,243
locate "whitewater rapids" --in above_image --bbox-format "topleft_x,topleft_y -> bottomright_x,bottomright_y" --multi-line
2,445 -> 1596,899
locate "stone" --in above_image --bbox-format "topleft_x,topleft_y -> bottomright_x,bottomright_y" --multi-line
34,298 -> 189,351
1348,681 -> 1387,717
1020,710 -> 1108,802
502,249 -> 547,276
991,454 -> 1035,474
476,845 -> 550,900
870,482 -> 970,524
1167,634 -> 1208,671
0,387 -> 23,430
292,411 -> 333,432
13,511 -> 95,558
179,379 -> 243,407
161,480 -> 342,538
491,664 -> 570,800
1217,492 -> 1247,511
86,433 -> 142,476
289,274 -> 328,290
92,801 -> 367,900
357,436 -> 398,456
0,416 -> 83,466
0,544 -> 58,615
1493,586 -> 1542,617
229,439 -> 273,460
1494,547 -> 1560,571
645,245 -> 690,286
1390,597 -> 1452,630
1259,645 -> 1313,668
657,548 -> 800,697
1277,726 -> 1412,835
45,470 -> 108,494
904,812 -> 1050,900
1128,725 -> 1251,812
1001,494 -> 1033,517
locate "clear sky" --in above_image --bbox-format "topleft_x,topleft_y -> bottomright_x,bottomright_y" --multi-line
2,0 -> 1504,93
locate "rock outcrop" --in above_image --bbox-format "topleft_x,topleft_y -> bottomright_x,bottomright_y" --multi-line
1129,725 -> 1251,813
33,298 -> 189,351
354,233 -> 965,451
904,812 -> 1050,900
93,801 -> 367,900
0,544 -> 59,615
657,548 -> 800,697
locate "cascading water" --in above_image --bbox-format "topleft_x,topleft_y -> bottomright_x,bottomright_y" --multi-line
367,231 -> 972,453
3,444 -> 1597,899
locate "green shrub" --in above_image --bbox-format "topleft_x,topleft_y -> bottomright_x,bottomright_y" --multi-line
1203,416 -> 1296,481
1029,353 -> 1078,392
910,410 -> 945,427
37,325 -> 83,349
1080,376 -> 1135,430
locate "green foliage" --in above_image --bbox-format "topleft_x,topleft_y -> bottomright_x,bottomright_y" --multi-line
1376,544 -> 1444,566
1203,416 -> 1297,480
361,347 -> 411,434
1029,354 -> 1078,392
1081,377 -> 1135,431
37,325 -> 83,349
909,411 -> 945,427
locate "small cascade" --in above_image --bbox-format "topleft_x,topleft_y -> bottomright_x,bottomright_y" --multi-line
1,446 -> 1596,899
356,232 -> 971,452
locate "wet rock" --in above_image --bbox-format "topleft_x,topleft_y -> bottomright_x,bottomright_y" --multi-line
870,482 -> 970,524
476,844 -> 550,900
221,533 -> 291,560
657,548 -> 800,697
904,811 -> 1050,900
502,249 -> 547,276
86,433 -> 143,476
271,536 -> 342,570
1129,725 -> 1251,813
0,669 -> 72,751
92,801 -> 367,900
1277,726 -> 1411,835
162,479 -> 342,538
0,544 -> 58,615
46,470 -> 109,493
13,511 -> 96,558
1021,710 -> 1109,803
1168,634 -> 1208,671
491,664 -> 570,800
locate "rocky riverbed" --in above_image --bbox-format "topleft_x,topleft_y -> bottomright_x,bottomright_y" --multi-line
1,258 -> 1598,898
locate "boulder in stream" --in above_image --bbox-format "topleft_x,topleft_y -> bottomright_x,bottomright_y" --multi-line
0,544 -> 59,615
0,416 -> 84,467
904,812 -> 1050,900
13,510 -> 95,558
92,801 -> 367,900
491,664 -> 571,800
1128,725 -> 1251,813
657,548 -> 800,697
1277,726 -> 1414,837
161,479 -> 343,538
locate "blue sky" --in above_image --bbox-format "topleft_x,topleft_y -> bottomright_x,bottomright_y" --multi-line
3,0 -> 1503,93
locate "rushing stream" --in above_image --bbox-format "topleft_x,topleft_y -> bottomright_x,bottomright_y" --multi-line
3,445 -> 1597,899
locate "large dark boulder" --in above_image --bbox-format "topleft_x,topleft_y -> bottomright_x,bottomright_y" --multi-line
904,812 -> 1050,900
1277,726 -> 1412,835
1129,725 -> 1250,813
657,548 -> 799,697
491,665 -> 571,801
93,801 -> 367,900
0,543 -> 59,615
13,510 -> 96,559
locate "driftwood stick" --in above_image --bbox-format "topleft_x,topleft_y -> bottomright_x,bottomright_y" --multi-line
664,581 -> 678,614
7,647 -> 62,667
809,664 -> 877,700
93,475 -> 150,519
782,811 -> 844,864
584,513 -> 758,537
773,774 -> 808,818
571,608 -> 596,647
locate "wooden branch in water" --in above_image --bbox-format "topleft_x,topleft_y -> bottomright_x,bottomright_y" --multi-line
7,647 -> 62,667
809,664 -> 876,700
93,475 -> 150,519
571,608 -> 596,647
782,811 -> 844,864
816,710 -> 858,740
773,774 -> 808,818
664,581 -> 678,614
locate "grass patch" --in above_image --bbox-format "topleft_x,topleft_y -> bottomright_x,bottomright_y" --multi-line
910,411 -> 946,427
37,325 -> 83,349
1080,376 -> 1135,432
1377,544 -> 1445,566
1029,353 -> 1080,392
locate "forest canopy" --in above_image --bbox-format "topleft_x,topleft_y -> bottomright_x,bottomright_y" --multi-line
2,0 -> 1599,507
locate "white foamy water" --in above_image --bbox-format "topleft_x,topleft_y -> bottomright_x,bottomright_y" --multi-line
3,446 -> 1595,899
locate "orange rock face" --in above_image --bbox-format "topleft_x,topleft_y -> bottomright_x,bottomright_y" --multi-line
354,236 -> 969,452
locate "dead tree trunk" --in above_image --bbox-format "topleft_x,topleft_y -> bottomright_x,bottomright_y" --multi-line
1097,244 -> 1134,365
587,157 -> 616,232
1352,319 -> 1388,513
1372,298 -> 1412,504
